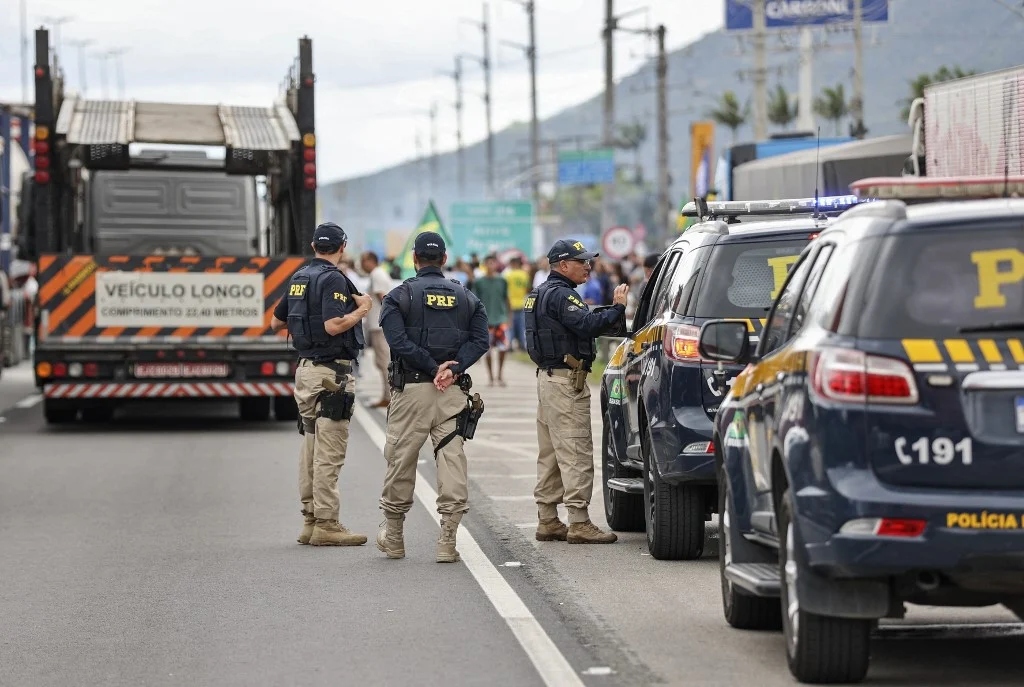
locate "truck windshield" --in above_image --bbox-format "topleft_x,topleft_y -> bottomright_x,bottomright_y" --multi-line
858,222 -> 1024,338
694,238 -> 809,319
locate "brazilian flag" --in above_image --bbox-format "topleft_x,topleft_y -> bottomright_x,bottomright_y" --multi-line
397,201 -> 455,279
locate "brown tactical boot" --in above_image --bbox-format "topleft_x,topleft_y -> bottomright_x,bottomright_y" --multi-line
376,516 -> 406,559
436,514 -> 462,563
535,517 -> 568,542
310,519 -> 368,546
297,510 -> 316,545
567,520 -> 618,544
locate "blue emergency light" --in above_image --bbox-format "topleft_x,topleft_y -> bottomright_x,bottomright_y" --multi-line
680,195 -> 867,219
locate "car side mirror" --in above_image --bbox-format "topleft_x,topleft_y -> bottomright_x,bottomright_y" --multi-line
698,320 -> 751,363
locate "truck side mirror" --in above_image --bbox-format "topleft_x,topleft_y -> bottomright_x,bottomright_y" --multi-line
698,320 -> 750,363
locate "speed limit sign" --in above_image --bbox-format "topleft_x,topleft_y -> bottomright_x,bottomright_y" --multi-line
602,226 -> 635,259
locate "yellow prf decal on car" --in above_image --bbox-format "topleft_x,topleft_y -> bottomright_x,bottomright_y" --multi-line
946,511 -> 1022,530
766,254 -> 800,299
972,247 -> 1024,308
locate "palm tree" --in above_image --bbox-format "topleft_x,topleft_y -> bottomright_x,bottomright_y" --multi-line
900,66 -> 976,120
767,84 -> 798,130
813,84 -> 849,136
707,91 -> 749,143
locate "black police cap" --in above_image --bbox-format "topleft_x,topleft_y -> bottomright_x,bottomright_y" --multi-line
547,239 -> 598,263
414,231 -> 446,258
313,222 -> 348,250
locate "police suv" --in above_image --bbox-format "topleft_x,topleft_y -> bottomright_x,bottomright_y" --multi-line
600,196 -> 868,560
699,177 -> 1024,684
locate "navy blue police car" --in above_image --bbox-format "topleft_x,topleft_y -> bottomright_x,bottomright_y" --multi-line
700,185 -> 1024,683
600,195 -> 868,560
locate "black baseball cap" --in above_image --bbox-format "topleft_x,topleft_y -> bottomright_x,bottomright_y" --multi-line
313,222 -> 347,250
547,239 -> 598,263
414,231 -> 446,258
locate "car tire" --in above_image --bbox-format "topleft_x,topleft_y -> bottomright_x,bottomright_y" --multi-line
274,395 -> 299,422
602,416 -> 645,532
719,468 -> 782,630
642,424 -> 705,560
239,397 -> 272,422
779,486 -> 871,684
43,400 -> 78,424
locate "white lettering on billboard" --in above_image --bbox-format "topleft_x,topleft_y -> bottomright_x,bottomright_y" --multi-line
766,0 -> 850,21
95,272 -> 265,328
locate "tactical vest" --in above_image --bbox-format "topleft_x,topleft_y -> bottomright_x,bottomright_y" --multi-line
286,261 -> 363,361
397,274 -> 473,364
524,280 -> 594,368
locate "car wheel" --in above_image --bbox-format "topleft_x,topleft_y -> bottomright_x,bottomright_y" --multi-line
602,415 -> 645,532
239,397 -> 272,422
274,395 -> 299,422
641,424 -> 705,560
43,400 -> 78,424
779,486 -> 871,684
718,467 -> 782,629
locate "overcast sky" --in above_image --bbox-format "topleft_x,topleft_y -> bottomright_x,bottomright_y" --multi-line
0,0 -> 725,182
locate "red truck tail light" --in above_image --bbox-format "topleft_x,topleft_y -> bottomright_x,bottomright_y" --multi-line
261,361 -> 275,376
84,362 -> 99,377
810,349 -> 919,405
663,324 -> 701,362
52,362 -> 68,377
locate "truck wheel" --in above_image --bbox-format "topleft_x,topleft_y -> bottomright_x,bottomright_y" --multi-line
602,417 -> 645,532
642,425 -> 705,560
274,395 -> 299,422
779,486 -> 871,684
239,397 -> 271,422
719,468 -> 782,629
44,400 -> 78,424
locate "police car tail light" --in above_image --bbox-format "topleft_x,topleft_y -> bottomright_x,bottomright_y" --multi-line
664,324 -> 701,362
840,517 -> 927,538
810,349 -> 919,405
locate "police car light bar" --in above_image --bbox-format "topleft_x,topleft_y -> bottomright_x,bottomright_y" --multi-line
680,195 -> 863,218
850,176 -> 1024,200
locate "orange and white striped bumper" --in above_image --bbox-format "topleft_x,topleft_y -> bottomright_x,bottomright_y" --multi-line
43,381 -> 294,399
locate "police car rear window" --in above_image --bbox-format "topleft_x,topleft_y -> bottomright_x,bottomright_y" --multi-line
859,224 -> 1023,338
694,239 -> 809,318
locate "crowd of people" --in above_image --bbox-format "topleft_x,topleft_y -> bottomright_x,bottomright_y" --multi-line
338,246 -> 660,399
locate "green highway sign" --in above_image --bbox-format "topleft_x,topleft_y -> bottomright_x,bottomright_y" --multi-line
450,201 -> 534,258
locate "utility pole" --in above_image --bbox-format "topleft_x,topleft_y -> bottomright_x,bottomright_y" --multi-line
94,52 -> 110,98
439,57 -> 466,195
752,0 -> 768,141
69,39 -> 93,95
41,15 -> 74,59
601,0 -> 615,231
655,24 -> 669,245
108,48 -> 128,99
429,101 -> 438,196
850,0 -> 867,138
502,0 -> 540,212
461,3 -> 496,197
20,0 -> 28,102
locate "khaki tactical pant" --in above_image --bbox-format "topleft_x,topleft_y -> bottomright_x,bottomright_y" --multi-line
366,329 -> 390,399
295,358 -> 355,521
534,371 -> 594,524
380,381 -> 470,517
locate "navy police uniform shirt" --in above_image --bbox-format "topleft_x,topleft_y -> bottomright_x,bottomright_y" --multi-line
273,258 -> 356,328
540,272 -> 626,341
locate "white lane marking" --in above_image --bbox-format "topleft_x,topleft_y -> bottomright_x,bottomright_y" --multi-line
353,405 -> 585,687
14,394 -> 42,409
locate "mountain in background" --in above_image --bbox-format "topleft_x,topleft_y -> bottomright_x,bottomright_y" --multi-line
321,0 -> 1024,257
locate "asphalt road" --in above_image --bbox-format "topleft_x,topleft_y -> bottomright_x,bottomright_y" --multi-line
2,358 -> 1024,686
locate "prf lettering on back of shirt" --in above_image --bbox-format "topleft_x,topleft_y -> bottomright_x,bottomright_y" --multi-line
972,247 -> 1024,308
333,292 -> 348,302
289,284 -> 307,297
766,255 -> 800,300
425,293 -> 457,308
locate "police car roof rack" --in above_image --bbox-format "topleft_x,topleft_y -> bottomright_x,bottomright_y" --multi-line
680,195 -> 865,222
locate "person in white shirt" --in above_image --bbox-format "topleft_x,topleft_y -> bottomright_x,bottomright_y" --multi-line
360,251 -> 394,408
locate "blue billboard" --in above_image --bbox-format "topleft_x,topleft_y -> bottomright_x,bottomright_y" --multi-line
726,0 -> 888,30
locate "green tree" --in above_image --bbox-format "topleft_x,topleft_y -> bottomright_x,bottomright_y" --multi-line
813,84 -> 849,136
767,84 -> 798,130
901,66 -> 977,120
707,91 -> 749,143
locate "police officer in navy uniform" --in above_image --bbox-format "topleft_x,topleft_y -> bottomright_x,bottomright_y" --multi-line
375,231 -> 489,563
525,239 -> 628,544
271,222 -> 372,547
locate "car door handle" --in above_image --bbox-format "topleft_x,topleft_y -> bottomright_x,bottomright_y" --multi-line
776,372 -> 785,382
755,383 -> 764,394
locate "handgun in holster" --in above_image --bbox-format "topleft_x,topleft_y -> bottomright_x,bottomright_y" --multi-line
387,360 -> 405,392
434,392 -> 485,457
317,374 -> 355,421
564,354 -> 588,393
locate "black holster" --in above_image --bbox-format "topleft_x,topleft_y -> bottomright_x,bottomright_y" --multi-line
297,415 -> 317,435
434,392 -> 485,456
387,360 -> 405,392
318,389 -> 355,421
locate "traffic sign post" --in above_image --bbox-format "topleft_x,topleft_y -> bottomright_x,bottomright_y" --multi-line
601,226 -> 635,260
557,149 -> 615,187
450,201 -> 534,259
